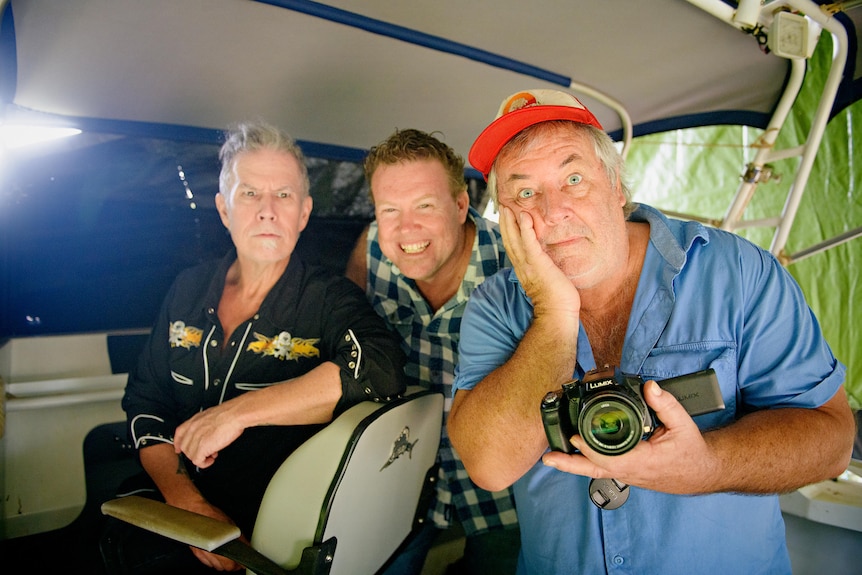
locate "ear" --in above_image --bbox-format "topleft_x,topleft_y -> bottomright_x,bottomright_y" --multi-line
298,195 -> 313,232
455,189 -> 470,223
215,193 -> 231,229
616,187 -> 626,208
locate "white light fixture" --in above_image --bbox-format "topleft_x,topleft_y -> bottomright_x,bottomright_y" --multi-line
0,124 -> 82,149
768,11 -> 813,60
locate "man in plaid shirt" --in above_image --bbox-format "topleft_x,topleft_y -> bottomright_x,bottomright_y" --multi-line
347,128 -> 519,574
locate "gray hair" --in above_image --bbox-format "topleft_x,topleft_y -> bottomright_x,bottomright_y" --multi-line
218,120 -> 310,203
487,121 -> 635,217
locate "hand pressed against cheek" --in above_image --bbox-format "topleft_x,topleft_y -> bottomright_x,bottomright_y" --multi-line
498,205 -> 531,265
499,207 -> 557,281
499,206 -> 581,317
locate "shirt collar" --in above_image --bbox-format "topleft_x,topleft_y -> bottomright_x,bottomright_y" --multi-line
629,203 -> 710,272
457,207 -> 489,297
203,248 -> 305,320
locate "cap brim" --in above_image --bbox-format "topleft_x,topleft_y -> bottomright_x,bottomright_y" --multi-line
468,106 -> 603,177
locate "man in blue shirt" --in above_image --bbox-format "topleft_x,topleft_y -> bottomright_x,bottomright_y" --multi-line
448,89 -> 855,574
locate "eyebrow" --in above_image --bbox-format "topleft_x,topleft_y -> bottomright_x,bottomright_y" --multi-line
237,183 -> 294,193
560,153 -> 581,168
504,153 -> 582,184
376,193 -> 436,206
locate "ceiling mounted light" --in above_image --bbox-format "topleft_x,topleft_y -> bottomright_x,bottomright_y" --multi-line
0,124 -> 82,149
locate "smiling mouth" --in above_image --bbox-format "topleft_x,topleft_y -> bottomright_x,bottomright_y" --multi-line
400,241 -> 430,254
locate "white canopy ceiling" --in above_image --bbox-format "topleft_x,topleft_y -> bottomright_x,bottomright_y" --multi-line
3,0 -> 858,164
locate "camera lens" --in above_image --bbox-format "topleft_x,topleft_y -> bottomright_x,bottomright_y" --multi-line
592,408 -> 627,437
579,397 -> 642,455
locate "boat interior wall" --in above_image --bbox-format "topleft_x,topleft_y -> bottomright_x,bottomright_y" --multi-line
0,331 -> 144,538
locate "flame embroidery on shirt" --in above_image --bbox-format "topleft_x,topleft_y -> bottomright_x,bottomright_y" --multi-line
169,321 -> 203,349
247,331 -> 320,361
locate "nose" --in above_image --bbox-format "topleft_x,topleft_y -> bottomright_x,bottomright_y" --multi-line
540,188 -> 572,225
257,194 -> 276,220
398,210 -> 419,231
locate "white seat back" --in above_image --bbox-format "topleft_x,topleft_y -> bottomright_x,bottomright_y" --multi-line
251,390 -> 443,574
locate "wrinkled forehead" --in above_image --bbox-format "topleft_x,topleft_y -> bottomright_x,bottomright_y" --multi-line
496,121 -> 593,167
494,123 -> 598,182
228,149 -> 307,193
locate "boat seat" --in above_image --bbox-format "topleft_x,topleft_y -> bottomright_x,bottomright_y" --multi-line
101,389 -> 443,575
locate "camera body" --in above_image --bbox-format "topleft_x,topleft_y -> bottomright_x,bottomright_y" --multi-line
541,365 -> 724,456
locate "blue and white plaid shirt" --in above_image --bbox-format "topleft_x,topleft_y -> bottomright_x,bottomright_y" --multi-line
365,207 -> 518,536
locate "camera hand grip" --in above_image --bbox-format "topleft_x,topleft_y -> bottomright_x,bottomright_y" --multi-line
541,391 -> 578,454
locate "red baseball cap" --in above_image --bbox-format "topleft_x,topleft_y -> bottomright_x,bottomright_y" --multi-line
468,89 -> 603,178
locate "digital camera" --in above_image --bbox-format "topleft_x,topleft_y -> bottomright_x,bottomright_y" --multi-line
541,366 -> 724,456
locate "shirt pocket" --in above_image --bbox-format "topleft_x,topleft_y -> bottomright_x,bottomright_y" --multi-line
171,370 -> 194,386
639,342 -> 737,429
235,382 -> 274,391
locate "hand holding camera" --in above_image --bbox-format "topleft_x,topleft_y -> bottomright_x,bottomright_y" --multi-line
540,366 -> 725,509
541,365 -> 724,455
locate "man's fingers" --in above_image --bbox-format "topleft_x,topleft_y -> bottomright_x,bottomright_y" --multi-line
498,206 -> 524,260
542,449 -> 609,479
643,380 -> 691,431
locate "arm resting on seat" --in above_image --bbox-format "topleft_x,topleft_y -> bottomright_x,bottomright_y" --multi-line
101,495 -> 317,575
101,391 -> 442,575
101,495 -> 241,551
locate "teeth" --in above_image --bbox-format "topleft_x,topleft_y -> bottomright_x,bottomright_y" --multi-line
401,241 -> 430,254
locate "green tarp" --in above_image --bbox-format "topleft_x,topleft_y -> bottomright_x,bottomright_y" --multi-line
626,35 -> 861,409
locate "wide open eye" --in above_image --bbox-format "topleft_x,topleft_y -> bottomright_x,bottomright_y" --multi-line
517,188 -> 535,199
566,173 -> 582,186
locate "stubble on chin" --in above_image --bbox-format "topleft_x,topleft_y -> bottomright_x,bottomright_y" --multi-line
549,249 -> 599,285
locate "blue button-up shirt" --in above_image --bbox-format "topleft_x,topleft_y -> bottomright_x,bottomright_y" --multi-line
454,204 -> 845,574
